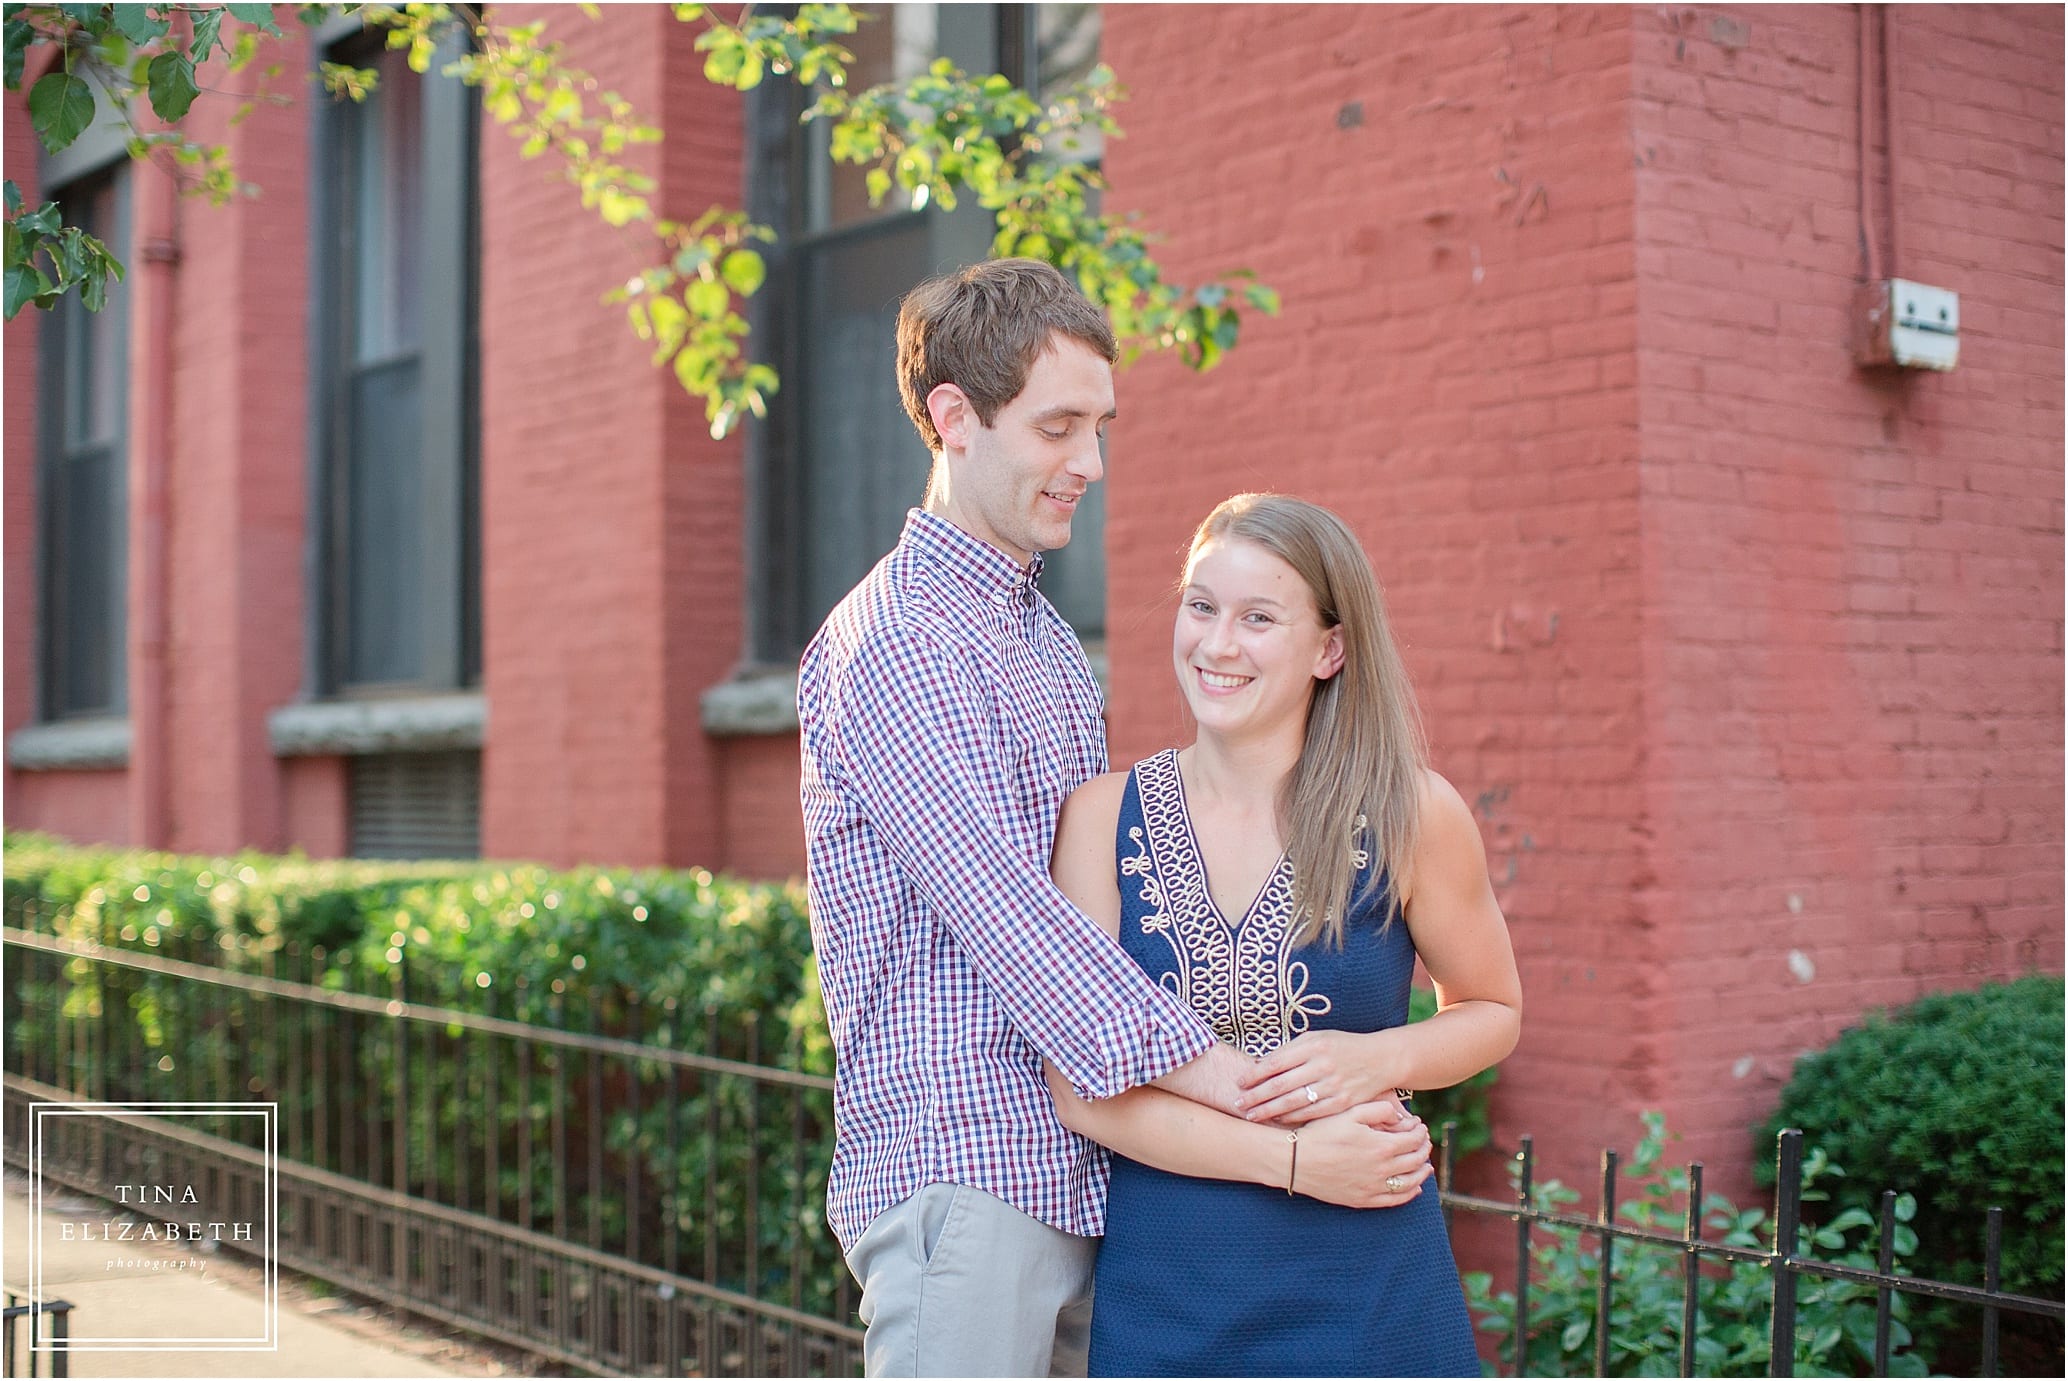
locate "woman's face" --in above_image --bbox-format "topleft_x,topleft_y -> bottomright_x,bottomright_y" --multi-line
1173,537 -> 1344,739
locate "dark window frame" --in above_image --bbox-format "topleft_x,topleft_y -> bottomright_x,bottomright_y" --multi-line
744,3 -> 1108,664
307,24 -> 481,701
35,163 -> 132,723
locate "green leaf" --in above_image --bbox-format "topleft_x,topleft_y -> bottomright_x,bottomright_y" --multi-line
4,260 -> 53,319
718,248 -> 763,297
79,257 -> 109,311
672,343 -> 717,394
223,3 -> 280,30
1560,1317 -> 1590,1351
28,69 -> 95,153
1193,283 -> 1226,309
3,180 -> 19,215
189,7 -> 224,63
7,19 -> 39,88
1244,283 -> 1281,314
146,51 -> 199,122
685,276 -> 729,321
733,47 -> 762,90
15,200 -> 60,236
702,43 -> 743,85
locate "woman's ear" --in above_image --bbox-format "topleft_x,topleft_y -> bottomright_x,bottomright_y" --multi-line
927,382 -> 972,452
1314,626 -> 1346,682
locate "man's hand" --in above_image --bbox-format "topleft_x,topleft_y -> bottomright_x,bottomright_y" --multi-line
1150,1040 -> 1255,1116
1286,1102 -> 1434,1209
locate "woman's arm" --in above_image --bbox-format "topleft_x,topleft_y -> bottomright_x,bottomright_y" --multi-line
1044,773 -> 1430,1207
1236,769 -> 1523,1125
1047,1064 -> 1434,1208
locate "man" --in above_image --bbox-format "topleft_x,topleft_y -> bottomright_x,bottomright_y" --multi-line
796,260 -> 1412,1376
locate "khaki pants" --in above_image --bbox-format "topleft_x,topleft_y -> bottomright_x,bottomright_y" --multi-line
845,1183 -> 1097,1378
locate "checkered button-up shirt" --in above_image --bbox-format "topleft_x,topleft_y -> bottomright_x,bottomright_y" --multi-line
799,509 -> 1216,1252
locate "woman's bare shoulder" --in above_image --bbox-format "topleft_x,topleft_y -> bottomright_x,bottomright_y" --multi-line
1059,770 -> 1132,834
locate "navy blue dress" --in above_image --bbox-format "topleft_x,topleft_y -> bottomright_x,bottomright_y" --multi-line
1088,750 -> 1480,1377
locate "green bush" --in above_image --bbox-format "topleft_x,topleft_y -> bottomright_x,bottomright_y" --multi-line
4,831 -> 841,1313
1754,974 -> 2065,1367
1466,1111 -> 1926,1377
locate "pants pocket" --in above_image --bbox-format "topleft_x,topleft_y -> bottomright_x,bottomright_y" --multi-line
917,1183 -> 968,1275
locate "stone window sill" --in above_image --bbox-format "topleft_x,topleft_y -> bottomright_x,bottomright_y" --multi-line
6,718 -> 132,771
269,693 -> 486,757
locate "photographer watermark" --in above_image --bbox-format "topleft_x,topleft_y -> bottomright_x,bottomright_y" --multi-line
27,1100 -> 278,1352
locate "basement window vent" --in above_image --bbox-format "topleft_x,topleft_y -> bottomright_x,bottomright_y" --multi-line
349,750 -> 481,860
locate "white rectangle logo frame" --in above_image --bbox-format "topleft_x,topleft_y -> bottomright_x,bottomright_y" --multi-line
28,1100 -> 279,1352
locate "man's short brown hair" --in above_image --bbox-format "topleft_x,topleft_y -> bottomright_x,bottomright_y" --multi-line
896,258 -> 1119,453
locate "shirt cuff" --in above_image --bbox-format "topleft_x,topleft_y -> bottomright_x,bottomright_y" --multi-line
1069,985 -> 1218,1101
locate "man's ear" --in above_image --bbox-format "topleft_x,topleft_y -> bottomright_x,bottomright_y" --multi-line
1315,626 -> 1346,682
928,383 -> 973,451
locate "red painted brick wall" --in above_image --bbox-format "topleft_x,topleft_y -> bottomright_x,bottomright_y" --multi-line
479,3 -> 743,870
158,25 -> 311,854
715,735 -> 808,880
1629,2 -> 2064,1197
279,754 -> 348,858
1101,3 -> 1651,1195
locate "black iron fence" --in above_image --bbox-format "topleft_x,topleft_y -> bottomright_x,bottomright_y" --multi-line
2,925 -> 858,1376
1,1294 -> 72,1380
5,923 -> 2060,1378
1434,1128 -> 2063,1378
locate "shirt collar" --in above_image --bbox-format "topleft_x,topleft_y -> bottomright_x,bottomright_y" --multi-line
903,508 -> 1045,607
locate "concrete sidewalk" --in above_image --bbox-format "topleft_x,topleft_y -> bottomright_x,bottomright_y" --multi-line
2,1178 -> 518,1378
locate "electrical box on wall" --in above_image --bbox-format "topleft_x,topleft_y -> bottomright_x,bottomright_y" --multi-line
1854,278 -> 1960,371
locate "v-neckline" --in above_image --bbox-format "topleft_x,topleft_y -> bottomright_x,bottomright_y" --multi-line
1164,749 -> 1292,929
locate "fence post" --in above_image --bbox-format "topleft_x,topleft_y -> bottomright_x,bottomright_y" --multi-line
1512,1135 -> 1534,1378
1770,1128 -> 1804,1377
1596,1149 -> 1618,1378
1982,1207 -> 2002,1377
1682,1162 -> 1704,1378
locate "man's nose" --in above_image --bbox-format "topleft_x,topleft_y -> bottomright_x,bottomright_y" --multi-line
1067,435 -> 1104,484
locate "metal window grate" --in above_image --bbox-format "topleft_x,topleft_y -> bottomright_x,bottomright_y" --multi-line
348,750 -> 480,859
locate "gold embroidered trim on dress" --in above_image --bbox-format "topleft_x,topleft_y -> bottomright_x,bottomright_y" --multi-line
1126,750 -> 1332,1057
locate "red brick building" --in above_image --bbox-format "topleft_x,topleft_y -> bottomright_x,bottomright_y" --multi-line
6,4 -> 2061,1199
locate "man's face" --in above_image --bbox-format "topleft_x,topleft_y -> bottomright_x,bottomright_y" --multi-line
944,334 -> 1115,566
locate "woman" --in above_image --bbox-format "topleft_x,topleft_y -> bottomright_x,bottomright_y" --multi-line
1046,493 -> 1522,1377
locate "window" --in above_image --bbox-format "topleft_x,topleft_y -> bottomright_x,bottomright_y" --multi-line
747,4 -> 1108,662
312,32 -> 479,697
309,27 -> 482,858
37,168 -> 130,722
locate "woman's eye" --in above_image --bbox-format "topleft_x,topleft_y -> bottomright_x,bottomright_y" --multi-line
1187,600 -> 1214,616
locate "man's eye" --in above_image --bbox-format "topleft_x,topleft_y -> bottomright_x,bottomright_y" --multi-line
1040,427 -> 1068,441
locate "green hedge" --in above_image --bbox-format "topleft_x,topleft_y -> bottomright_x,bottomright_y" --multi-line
1755,974 -> 2065,1369
4,830 -> 839,1311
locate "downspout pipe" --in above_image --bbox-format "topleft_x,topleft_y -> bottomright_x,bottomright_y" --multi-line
127,144 -> 179,848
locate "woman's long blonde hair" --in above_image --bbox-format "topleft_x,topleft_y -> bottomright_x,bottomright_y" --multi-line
1187,494 -> 1429,946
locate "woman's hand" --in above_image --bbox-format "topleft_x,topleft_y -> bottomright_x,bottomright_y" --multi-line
1288,1101 -> 1433,1208
1237,1029 -> 1404,1125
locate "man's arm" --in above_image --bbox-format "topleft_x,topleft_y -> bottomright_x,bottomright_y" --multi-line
824,625 -> 1217,1101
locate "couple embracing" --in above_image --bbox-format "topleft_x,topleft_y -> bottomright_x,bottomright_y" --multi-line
798,259 -> 1522,1378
